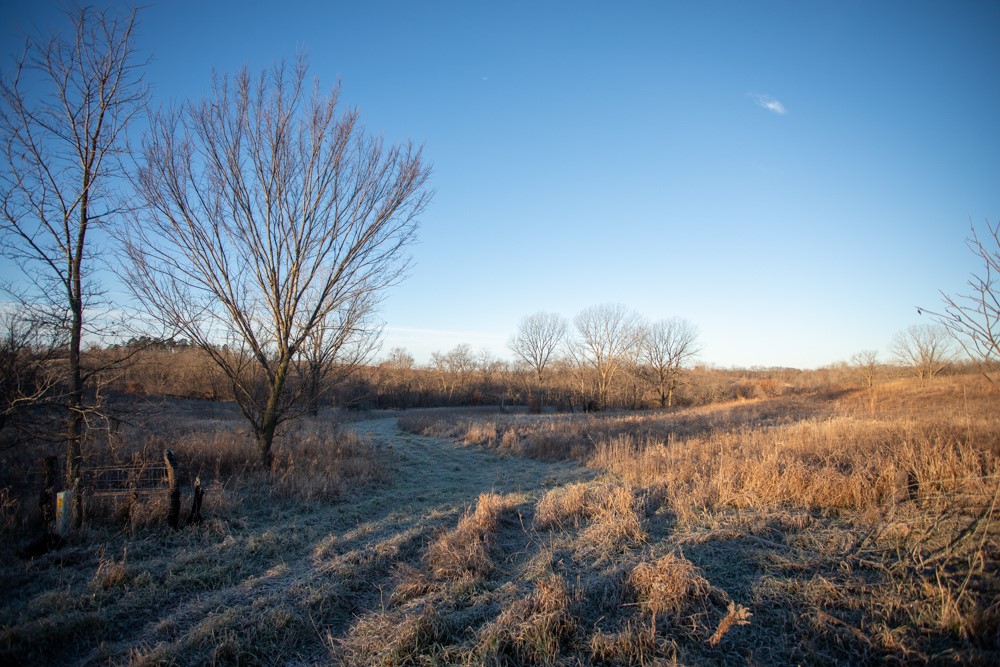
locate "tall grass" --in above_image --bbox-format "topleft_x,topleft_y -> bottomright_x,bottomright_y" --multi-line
589,415 -> 998,520
1,401 -> 392,535
397,376 -> 1000,661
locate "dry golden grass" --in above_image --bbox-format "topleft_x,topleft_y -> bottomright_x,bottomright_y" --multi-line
588,405 -> 998,524
425,491 -> 518,584
628,550 -> 751,647
534,481 -> 647,556
3,376 -> 998,665
588,621 -> 661,665
534,481 -> 592,530
477,575 -> 579,664
335,605 -> 444,665
390,374 -> 999,663
629,551 -> 715,619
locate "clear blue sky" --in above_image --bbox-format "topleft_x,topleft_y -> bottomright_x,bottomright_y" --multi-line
3,1 -> 998,368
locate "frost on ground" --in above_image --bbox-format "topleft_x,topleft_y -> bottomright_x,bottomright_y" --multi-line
3,381 -> 998,666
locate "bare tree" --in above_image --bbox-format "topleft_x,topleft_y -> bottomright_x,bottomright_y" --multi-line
849,349 -> 880,414
891,324 -> 952,380
386,346 -> 415,371
509,312 -> 567,383
378,346 -> 415,407
849,350 -> 880,389
925,219 -> 1000,384
123,58 -> 431,468
572,304 -> 643,409
0,6 -> 147,484
431,343 -> 475,402
637,317 -> 700,408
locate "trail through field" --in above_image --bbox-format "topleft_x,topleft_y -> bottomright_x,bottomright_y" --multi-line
345,416 -> 590,526
271,416 -> 593,655
70,416 -> 590,665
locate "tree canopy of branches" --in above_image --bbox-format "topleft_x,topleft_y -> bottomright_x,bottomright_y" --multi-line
637,317 -> 700,408
431,343 -> 476,402
572,303 -> 643,409
123,57 -> 431,467
891,324 -> 952,380
930,219 -> 1000,383
509,311 -> 567,383
0,6 -> 147,483
849,350 -> 880,389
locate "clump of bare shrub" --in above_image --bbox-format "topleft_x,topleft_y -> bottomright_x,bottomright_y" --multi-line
142,418 -> 392,508
628,551 -> 750,645
270,428 -> 390,501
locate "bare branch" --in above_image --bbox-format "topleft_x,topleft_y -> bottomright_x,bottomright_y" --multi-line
122,55 -> 431,467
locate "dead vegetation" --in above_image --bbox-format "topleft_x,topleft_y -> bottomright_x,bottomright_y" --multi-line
386,375 -> 999,664
1,376 -> 998,664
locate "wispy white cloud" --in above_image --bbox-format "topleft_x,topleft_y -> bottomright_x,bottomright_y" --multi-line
751,93 -> 787,115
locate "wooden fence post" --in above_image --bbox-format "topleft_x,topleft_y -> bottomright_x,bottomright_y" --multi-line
189,475 -> 203,525
164,449 -> 180,529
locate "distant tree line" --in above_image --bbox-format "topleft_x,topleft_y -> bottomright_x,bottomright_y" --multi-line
68,309 -> 981,416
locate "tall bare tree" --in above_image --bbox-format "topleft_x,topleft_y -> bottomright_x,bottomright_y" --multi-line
572,304 -> 643,409
509,311 -> 567,383
637,317 -> 700,408
0,6 -> 147,484
891,324 -> 952,380
925,219 -> 1000,384
123,58 -> 431,467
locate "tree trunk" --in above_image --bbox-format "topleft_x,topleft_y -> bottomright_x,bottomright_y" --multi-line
66,177 -> 88,516
66,289 -> 84,531
256,358 -> 291,469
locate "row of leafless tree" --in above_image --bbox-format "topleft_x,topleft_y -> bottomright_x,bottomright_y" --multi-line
507,307 -> 700,409
88,324 -> 980,412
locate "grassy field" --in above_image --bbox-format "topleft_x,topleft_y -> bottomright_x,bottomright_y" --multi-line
1,376 -> 998,664
393,376 -> 1000,664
